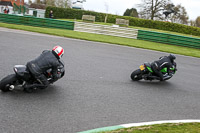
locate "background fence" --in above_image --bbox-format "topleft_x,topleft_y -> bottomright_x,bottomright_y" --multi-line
137,30 -> 200,49
74,22 -> 138,39
0,13 -> 74,30
0,13 -> 199,49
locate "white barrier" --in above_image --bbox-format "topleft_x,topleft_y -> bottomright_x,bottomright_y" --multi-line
74,22 -> 138,39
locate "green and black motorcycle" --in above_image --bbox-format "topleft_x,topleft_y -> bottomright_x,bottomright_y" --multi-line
130,62 -> 177,81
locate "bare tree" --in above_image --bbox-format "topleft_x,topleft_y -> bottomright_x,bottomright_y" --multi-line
45,0 -> 56,6
196,16 -> 200,27
167,4 -> 189,24
138,0 -> 171,20
189,20 -> 196,27
41,0 -> 69,7
55,0 -> 69,8
28,0 -> 33,4
163,3 -> 176,18
37,0 -> 41,4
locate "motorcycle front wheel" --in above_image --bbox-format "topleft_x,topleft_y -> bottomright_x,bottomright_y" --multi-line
130,69 -> 143,81
0,74 -> 17,92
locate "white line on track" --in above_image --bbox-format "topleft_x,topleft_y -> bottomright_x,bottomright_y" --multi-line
121,119 -> 200,128
79,120 -> 200,133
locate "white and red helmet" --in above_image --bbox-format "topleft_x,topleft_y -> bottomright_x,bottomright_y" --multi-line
52,46 -> 64,58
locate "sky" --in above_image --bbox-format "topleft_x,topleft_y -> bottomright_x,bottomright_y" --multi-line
81,0 -> 200,20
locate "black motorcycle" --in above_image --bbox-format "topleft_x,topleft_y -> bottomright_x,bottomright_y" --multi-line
130,62 -> 177,81
0,61 -> 65,92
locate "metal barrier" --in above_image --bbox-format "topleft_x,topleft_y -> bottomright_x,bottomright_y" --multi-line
137,30 -> 200,49
74,22 -> 138,39
0,13 -> 74,30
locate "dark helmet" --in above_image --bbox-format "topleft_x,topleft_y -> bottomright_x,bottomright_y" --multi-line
168,54 -> 176,61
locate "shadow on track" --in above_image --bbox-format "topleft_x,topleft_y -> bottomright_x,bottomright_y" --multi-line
129,78 -> 174,84
0,86 -> 62,98
132,80 -> 172,85
129,79 -> 179,91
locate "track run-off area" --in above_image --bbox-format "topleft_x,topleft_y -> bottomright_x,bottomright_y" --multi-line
0,27 -> 200,133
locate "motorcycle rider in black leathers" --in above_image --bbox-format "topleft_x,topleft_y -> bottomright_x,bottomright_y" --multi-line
24,46 -> 64,92
151,54 -> 176,81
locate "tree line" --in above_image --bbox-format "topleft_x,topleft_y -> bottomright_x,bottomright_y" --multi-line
123,0 -> 200,27
28,0 -> 200,27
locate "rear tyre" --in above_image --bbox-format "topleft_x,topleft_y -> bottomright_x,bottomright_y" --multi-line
130,69 -> 143,81
0,74 -> 17,92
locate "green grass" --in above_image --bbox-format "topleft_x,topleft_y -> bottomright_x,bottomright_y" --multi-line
0,22 -> 200,58
101,123 -> 200,133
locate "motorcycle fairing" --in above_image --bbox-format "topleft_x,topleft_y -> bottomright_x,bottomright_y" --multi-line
13,65 -> 31,79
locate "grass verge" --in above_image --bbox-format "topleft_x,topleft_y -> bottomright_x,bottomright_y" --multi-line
0,22 -> 200,58
101,122 -> 200,133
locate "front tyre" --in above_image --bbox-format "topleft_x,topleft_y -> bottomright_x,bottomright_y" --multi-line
0,74 -> 17,92
130,69 -> 143,81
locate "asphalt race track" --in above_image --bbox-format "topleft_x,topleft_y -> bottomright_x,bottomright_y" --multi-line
0,27 -> 200,133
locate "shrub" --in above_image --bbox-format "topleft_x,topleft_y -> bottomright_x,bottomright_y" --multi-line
45,6 -> 200,36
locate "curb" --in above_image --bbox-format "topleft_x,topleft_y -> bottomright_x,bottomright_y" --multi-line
78,119 -> 200,133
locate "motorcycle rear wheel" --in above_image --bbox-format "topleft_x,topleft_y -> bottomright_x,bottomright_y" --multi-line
0,74 -> 17,92
130,69 -> 143,81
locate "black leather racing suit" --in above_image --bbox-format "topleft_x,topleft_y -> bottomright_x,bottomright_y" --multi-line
151,56 -> 173,81
26,50 -> 61,89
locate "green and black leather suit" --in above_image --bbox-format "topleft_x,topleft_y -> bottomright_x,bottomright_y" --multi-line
151,55 -> 175,81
